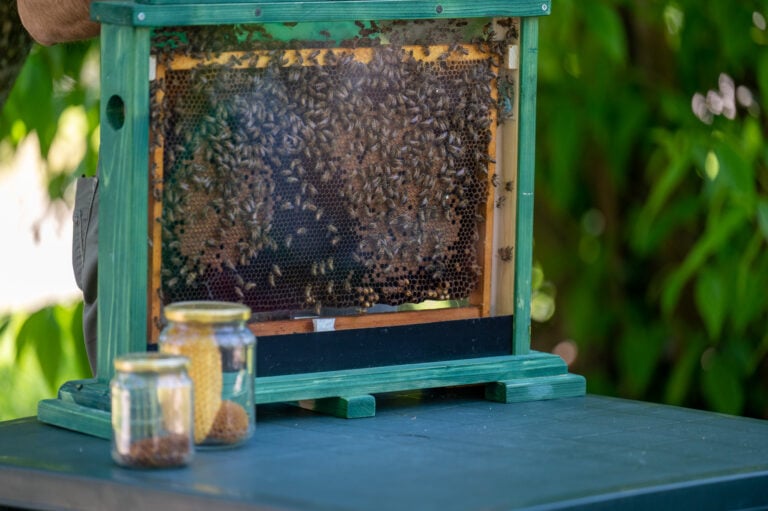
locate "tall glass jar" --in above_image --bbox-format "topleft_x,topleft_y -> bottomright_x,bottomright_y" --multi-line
111,352 -> 194,468
159,301 -> 255,447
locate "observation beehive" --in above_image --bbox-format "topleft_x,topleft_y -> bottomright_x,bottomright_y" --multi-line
39,0 -> 584,437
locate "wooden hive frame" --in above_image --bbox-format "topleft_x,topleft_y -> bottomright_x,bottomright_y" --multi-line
148,41 -> 500,339
38,0 -> 584,438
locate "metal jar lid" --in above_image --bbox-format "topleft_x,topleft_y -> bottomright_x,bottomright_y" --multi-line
163,301 -> 252,323
114,352 -> 189,373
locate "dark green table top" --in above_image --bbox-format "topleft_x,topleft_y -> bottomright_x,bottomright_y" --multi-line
1,388 -> 767,511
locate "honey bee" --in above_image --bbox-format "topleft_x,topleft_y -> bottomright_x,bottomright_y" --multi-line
498,246 -> 514,262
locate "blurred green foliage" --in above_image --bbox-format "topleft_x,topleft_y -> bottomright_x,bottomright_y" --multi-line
2,1 -> 767,421
533,0 -> 768,418
0,38 -> 99,420
0,38 -> 100,183
0,303 -> 90,421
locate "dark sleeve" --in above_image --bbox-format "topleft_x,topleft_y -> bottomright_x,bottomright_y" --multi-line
73,176 -> 99,375
0,1 -> 34,111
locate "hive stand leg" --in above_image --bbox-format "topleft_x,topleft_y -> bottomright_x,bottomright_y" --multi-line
296,395 -> 376,418
485,374 -> 586,404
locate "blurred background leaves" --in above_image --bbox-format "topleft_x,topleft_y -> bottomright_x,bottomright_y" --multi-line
1,0 -> 767,420
0,1 -> 98,421
533,0 -> 768,418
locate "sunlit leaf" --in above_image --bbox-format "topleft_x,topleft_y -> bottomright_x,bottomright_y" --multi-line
531,292 -> 555,322
68,301 -> 91,378
531,263 -> 545,291
10,49 -> 57,156
15,307 -> 63,392
0,316 -> 10,338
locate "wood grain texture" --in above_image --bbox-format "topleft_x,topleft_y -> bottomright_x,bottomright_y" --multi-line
494,76 -> 520,316
485,373 -> 586,403
255,351 -> 576,404
250,307 -> 480,336
296,395 -> 376,418
97,24 -> 153,381
93,0 -> 552,26
37,400 -> 112,439
512,16 -> 538,355
57,379 -> 111,411
13,393 -> 768,511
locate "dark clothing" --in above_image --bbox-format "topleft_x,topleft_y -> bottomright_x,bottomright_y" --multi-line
72,177 -> 99,375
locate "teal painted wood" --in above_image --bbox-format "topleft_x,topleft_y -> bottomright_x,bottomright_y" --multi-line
92,0 -> 551,26
38,353 -> 582,430
255,352 -> 576,404
57,379 -> 111,411
296,395 -> 377,418
14,395 -> 768,511
97,24 -> 152,382
485,373 -> 587,403
512,16 -> 539,356
37,400 -> 112,439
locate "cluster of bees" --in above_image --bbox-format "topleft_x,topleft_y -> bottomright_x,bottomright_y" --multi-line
150,19 -> 517,318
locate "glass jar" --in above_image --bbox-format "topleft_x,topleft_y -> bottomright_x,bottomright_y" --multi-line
111,352 -> 194,468
159,301 -> 255,447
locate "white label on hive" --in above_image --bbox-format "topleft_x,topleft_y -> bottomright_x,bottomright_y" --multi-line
313,318 -> 336,333
149,55 -> 156,81
508,45 -> 519,70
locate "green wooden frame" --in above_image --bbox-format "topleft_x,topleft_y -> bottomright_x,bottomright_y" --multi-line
38,0 -> 584,438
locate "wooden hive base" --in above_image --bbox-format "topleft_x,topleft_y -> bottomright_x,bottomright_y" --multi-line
38,352 -> 585,437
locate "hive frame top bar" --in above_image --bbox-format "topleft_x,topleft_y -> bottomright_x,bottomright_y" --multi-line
92,0 -> 551,26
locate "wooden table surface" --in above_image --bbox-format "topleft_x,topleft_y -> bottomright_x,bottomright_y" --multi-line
1,387 -> 767,510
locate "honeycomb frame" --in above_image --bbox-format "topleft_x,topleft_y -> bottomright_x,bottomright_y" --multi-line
147,19 -> 519,339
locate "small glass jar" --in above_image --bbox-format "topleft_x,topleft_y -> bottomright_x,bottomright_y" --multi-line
159,301 -> 255,447
111,352 -> 194,468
